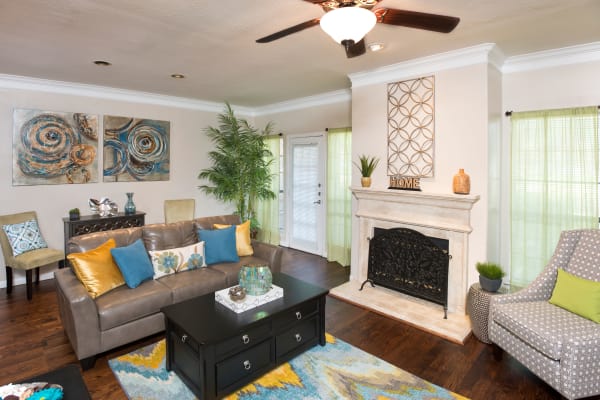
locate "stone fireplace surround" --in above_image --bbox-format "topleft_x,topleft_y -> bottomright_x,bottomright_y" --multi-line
329,187 -> 480,343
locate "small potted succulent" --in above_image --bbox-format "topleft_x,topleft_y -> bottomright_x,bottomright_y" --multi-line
354,155 -> 379,188
476,261 -> 505,292
68,208 -> 80,221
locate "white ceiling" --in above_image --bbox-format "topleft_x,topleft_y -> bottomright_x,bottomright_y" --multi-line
1,0 -> 599,107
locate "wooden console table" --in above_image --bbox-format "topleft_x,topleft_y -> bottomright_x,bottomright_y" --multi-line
63,212 -> 145,257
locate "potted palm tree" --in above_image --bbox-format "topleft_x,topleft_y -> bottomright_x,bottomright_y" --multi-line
354,155 -> 379,187
476,261 -> 505,292
198,103 -> 276,231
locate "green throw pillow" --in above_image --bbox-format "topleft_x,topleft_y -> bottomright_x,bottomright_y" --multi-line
549,268 -> 600,323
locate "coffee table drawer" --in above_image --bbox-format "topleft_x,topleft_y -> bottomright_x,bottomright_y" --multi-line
275,316 -> 317,358
216,340 -> 271,391
171,323 -> 200,354
215,322 -> 270,358
273,299 -> 318,330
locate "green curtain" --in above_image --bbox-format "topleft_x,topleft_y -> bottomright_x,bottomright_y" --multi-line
326,127 -> 352,266
255,135 -> 281,245
510,106 -> 599,286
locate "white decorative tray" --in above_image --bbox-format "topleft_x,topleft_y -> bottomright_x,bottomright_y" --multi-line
215,284 -> 284,314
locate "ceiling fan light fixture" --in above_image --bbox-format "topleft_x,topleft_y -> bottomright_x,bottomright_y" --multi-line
319,7 -> 376,44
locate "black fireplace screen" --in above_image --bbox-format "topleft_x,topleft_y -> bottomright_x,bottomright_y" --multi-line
361,227 -> 451,318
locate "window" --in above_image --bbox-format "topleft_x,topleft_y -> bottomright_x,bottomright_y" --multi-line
510,106 -> 599,285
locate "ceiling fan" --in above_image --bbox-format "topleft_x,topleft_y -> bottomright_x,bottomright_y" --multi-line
256,0 -> 460,58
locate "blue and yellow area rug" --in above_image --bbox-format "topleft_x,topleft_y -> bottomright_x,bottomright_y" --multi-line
109,333 -> 468,400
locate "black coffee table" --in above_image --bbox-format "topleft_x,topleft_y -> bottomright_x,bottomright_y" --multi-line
162,273 -> 328,400
16,364 -> 91,400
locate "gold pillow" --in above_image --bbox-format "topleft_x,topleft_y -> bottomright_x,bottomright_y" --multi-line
213,220 -> 253,256
67,238 -> 125,298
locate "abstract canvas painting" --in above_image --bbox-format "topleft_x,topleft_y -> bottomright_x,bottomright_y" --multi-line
103,115 -> 170,182
13,109 -> 99,185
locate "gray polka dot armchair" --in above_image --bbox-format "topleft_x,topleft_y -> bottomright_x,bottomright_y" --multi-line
489,229 -> 600,400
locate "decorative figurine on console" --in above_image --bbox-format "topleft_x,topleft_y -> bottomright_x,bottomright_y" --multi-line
89,197 -> 118,217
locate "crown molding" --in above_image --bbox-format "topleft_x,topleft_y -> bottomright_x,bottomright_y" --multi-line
251,89 -> 351,117
0,73 -> 256,115
349,43 -> 502,88
502,41 -> 600,74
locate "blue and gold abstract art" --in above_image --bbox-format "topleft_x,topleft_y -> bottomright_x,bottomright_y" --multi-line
12,109 -> 98,185
103,115 -> 170,182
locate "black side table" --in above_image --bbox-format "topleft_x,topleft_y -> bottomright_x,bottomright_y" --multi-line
466,283 -> 513,343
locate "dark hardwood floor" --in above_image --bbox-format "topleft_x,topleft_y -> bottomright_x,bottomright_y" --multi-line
0,247 -> 595,399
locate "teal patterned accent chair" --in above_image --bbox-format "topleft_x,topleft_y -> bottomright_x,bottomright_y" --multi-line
489,229 -> 600,400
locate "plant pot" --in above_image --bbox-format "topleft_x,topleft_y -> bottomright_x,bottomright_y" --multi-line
479,275 -> 502,292
69,213 -> 80,221
361,177 -> 372,187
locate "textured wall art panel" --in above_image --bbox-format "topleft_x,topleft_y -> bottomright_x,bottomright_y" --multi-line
12,109 -> 98,185
103,115 -> 170,182
387,76 -> 435,178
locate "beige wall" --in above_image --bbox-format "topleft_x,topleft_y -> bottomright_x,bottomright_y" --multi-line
499,59 -> 600,270
255,101 -> 351,134
350,63 -> 493,287
0,87 -> 232,286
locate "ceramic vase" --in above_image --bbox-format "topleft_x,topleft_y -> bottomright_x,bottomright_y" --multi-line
453,169 -> 470,195
124,192 -> 136,214
361,177 -> 372,188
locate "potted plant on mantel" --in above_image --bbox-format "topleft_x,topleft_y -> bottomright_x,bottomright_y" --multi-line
476,261 -> 505,292
354,155 -> 379,188
198,103 -> 276,233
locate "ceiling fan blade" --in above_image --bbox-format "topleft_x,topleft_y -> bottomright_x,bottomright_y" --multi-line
343,39 -> 366,58
256,18 -> 321,43
373,8 -> 459,33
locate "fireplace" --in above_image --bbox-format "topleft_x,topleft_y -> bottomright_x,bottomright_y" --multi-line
363,227 -> 450,318
329,187 -> 480,343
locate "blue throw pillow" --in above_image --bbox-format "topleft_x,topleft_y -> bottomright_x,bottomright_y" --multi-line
110,239 -> 154,288
198,226 -> 240,265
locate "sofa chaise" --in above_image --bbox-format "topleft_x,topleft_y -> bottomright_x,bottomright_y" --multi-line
54,215 -> 282,369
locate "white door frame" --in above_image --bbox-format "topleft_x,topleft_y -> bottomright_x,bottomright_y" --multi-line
284,133 -> 327,256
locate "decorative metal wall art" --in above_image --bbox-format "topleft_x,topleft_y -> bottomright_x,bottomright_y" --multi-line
387,76 -> 435,178
12,109 -> 98,185
103,115 -> 170,182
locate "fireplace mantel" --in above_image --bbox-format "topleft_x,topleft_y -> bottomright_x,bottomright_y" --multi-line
329,187 -> 480,343
352,187 -> 480,233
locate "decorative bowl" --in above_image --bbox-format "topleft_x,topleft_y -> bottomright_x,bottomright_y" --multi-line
238,264 -> 272,296
228,286 -> 246,301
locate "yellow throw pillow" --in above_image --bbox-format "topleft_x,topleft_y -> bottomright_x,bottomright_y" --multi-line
67,238 -> 125,299
213,220 -> 254,256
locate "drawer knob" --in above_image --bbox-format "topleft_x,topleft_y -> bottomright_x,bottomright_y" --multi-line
181,334 -> 188,343
295,333 -> 302,343
295,311 -> 302,320
242,334 -> 250,344
243,360 -> 252,371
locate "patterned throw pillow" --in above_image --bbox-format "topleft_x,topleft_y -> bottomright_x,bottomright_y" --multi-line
149,241 -> 206,279
2,219 -> 48,256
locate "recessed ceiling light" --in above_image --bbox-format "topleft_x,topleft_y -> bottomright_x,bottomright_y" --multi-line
170,73 -> 185,79
93,60 -> 112,66
368,42 -> 385,52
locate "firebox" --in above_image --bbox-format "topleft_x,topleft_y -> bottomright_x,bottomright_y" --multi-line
360,227 -> 451,318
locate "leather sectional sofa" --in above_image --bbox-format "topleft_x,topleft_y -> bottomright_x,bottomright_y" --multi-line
54,215 -> 282,369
